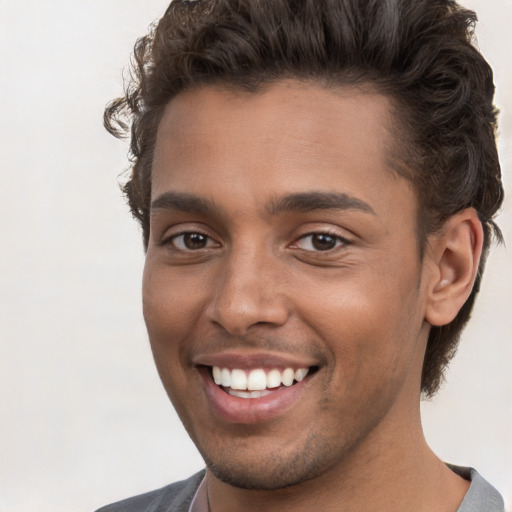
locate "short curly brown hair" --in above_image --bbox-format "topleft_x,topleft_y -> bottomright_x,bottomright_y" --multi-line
105,0 -> 504,397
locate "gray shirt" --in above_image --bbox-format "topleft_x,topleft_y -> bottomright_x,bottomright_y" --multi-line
449,465 -> 505,512
96,465 -> 505,512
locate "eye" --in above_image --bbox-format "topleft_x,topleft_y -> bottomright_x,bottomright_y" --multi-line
169,232 -> 219,251
293,232 -> 347,252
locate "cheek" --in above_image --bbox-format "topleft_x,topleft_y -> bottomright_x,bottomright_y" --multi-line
142,281 -> 203,427
142,260 -> 203,340
296,266 -> 424,385
141,263 -> 201,393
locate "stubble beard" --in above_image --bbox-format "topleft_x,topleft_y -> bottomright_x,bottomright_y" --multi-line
197,430 -> 354,491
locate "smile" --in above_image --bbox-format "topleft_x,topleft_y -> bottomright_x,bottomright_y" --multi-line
212,366 -> 310,398
193,353 -> 320,423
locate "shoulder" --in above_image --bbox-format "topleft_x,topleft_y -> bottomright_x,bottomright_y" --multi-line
94,470 -> 206,512
448,465 -> 505,512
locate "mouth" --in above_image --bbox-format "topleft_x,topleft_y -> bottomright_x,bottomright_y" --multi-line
193,352 -> 320,423
209,365 -> 318,399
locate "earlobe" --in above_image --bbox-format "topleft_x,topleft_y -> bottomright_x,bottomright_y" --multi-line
424,209 -> 484,327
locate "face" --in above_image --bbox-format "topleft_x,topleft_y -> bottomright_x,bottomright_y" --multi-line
143,81 -> 433,490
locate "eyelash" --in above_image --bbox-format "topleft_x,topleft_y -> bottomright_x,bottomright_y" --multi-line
291,231 -> 351,252
162,230 -> 219,251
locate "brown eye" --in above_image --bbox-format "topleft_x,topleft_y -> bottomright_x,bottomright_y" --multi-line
311,234 -> 337,251
183,233 -> 208,249
293,232 -> 346,252
171,232 -> 217,250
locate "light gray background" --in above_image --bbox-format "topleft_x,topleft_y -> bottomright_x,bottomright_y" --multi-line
0,1 -> 510,511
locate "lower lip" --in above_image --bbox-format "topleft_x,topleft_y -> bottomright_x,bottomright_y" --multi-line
200,369 -> 309,424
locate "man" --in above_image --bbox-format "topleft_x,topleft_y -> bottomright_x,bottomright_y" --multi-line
98,0 -> 505,510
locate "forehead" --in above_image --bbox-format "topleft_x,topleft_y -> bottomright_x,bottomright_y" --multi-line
151,80 -> 413,218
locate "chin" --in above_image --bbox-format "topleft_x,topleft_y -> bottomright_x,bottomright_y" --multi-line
200,432 -> 341,491
206,459 -> 320,491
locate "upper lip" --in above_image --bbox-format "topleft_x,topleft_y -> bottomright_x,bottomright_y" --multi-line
193,351 -> 319,370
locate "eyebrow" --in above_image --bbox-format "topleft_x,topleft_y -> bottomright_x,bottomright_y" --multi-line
266,192 -> 375,216
151,191 -> 216,216
150,190 -> 375,217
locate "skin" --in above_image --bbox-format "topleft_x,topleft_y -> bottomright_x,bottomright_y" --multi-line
143,81 -> 482,511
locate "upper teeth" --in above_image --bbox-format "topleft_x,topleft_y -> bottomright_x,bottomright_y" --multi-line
212,366 -> 309,390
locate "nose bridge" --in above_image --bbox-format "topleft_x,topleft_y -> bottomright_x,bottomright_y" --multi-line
206,241 -> 289,335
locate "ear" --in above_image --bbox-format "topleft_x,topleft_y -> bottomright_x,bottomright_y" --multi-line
424,208 -> 484,327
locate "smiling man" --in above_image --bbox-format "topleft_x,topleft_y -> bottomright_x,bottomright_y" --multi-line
98,1 -> 505,511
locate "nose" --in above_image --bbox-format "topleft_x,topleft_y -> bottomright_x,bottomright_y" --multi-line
205,247 -> 290,336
